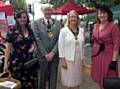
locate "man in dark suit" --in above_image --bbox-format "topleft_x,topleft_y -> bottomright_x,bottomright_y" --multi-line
32,3 -> 62,89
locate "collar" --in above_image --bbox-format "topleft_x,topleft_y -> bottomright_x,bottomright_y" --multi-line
43,17 -> 52,25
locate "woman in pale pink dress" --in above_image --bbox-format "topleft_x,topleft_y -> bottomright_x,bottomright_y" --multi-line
91,5 -> 120,89
58,10 -> 85,89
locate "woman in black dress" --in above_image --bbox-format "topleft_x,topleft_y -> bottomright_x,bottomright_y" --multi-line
3,10 -> 37,89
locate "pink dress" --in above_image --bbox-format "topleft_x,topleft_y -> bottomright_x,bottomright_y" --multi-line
61,40 -> 83,87
91,22 -> 120,87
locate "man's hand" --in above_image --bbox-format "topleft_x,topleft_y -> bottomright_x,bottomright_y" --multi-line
45,52 -> 55,62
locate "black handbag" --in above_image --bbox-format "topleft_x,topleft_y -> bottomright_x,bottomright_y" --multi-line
103,70 -> 120,89
24,58 -> 38,69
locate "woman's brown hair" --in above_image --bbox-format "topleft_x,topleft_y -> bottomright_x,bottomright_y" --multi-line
96,4 -> 113,23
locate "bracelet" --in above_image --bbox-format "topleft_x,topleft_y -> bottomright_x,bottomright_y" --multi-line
60,57 -> 65,60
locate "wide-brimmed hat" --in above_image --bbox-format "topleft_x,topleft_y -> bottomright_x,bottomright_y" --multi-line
96,4 -> 113,15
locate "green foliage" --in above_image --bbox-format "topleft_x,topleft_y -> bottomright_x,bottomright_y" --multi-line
11,0 -> 27,11
40,0 -> 120,8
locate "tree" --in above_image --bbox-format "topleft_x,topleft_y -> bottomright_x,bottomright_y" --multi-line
40,0 -> 120,8
11,0 -> 27,11
40,0 -> 67,8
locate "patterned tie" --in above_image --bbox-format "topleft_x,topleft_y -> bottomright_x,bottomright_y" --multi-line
47,20 -> 51,29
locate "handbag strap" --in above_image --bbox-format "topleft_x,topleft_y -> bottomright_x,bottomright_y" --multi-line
30,28 -> 41,55
105,69 -> 118,77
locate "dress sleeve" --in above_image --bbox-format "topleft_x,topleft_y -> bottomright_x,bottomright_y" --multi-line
5,31 -> 13,43
111,24 -> 120,51
58,28 -> 66,58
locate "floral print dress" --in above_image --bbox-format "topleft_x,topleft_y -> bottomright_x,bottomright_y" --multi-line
6,28 -> 37,89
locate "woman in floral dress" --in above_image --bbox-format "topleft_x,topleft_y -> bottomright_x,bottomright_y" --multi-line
3,10 -> 37,89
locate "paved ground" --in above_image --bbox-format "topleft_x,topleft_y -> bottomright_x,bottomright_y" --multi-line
56,45 -> 100,89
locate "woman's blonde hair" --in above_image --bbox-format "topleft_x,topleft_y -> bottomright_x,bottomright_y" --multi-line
67,10 -> 80,27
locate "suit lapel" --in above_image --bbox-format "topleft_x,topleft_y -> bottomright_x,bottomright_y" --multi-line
41,19 -> 48,28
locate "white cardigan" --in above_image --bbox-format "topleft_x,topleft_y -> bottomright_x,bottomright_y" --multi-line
58,27 -> 85,61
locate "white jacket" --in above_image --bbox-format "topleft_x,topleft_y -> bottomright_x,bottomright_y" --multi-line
58,27 -> 85,61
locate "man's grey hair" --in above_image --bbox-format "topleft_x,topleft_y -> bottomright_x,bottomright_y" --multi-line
41,3 -> 53,11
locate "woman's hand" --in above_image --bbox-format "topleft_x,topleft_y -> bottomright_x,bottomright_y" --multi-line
8,71 -> 12,79
28,42 -> 35,53
109,61 -> 117,70
28,48 -> 34,53
45,52 -> 55,62
60,58 -> 67,69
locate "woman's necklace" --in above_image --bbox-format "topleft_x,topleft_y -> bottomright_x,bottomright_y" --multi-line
72,31 -> 78,40
69,27 -> 79,40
